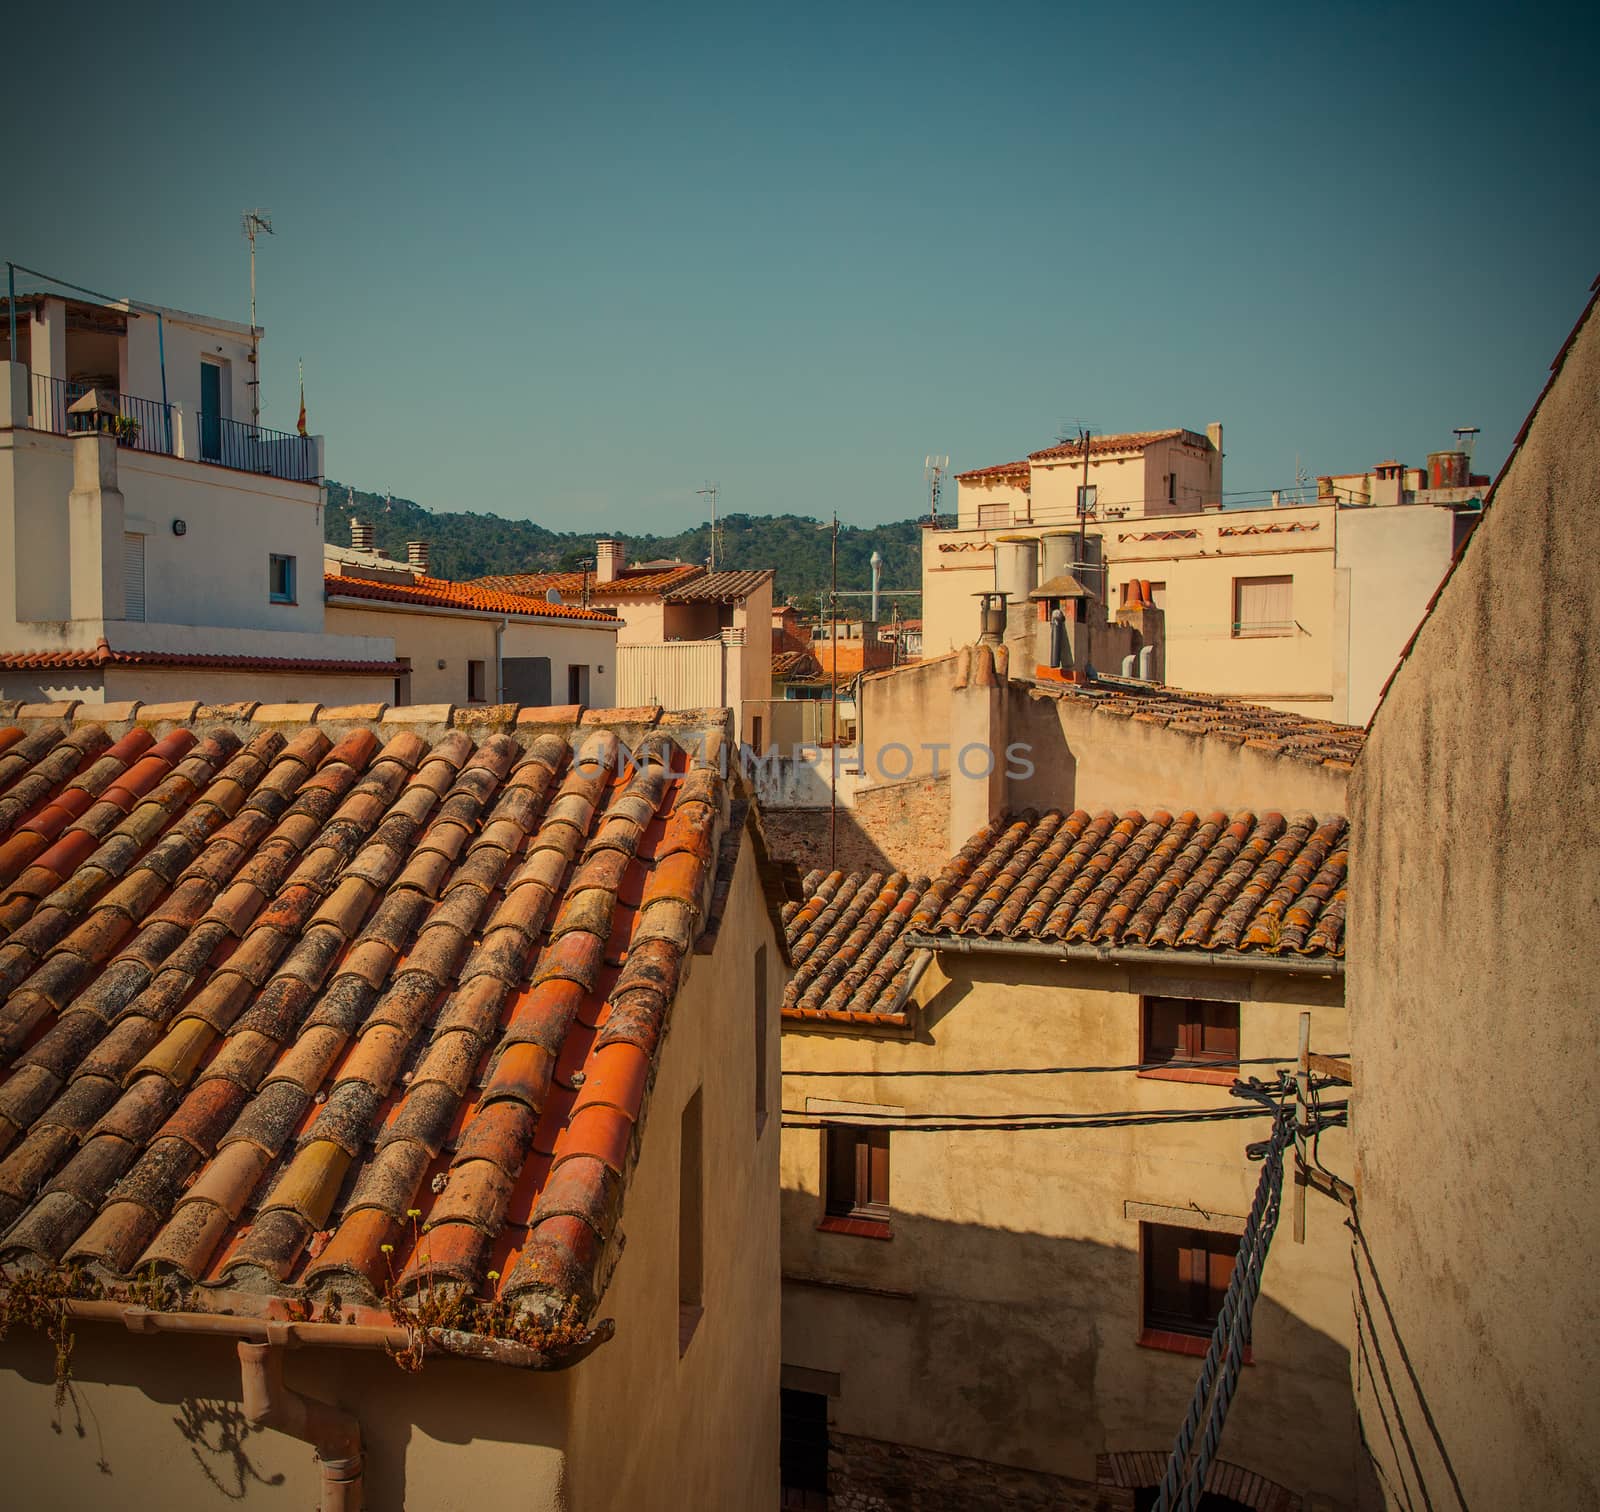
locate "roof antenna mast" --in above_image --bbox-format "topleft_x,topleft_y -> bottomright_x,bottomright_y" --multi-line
924,455 -> 949,527
696,482 -> 721,573
241,209 -> 274,429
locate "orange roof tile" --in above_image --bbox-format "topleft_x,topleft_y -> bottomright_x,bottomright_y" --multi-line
469,565 -> 705,601
782,807 -> 1347,1024
0,638 -> 404,676
325,574 -> 620,624
0,707 -> 733,1360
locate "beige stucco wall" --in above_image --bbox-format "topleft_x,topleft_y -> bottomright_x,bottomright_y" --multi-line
563,832 -> 784,1510
924,500 -> 1458,719
0,1323 -> 572,1511
324,602 -> 616,710
0,666 -> 396,707
781,954 -> 1358,1503
1345,295 -> 1600,1510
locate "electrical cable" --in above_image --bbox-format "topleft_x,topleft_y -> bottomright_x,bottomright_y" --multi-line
785,1054 -> 1348,1079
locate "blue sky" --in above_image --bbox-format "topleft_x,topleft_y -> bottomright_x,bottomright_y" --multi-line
10,1 -> 1596,531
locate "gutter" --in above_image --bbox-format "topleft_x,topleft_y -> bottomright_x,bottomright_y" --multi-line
904,931 -> 1343,979
881,947 -> 935,1015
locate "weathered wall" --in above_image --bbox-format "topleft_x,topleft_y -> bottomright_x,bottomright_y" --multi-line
781,954 -> 1358,1506
1346,294 -> 1600,1511
0,1325 -> 572,1511
1332,503 -> 1459,726
564,831 -> 783,1510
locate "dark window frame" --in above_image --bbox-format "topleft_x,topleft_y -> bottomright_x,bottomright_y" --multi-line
824,1124 -> 890,1221
1141,1220 -> 1242,1340
1141,995 -> 1240,1069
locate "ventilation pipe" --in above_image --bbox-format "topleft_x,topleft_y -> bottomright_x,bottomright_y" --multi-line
238,1340 -> 364,1512
406,540 -> 430,575
870,550 -> 882,624
1139,644 -> 1157,681
1122,652 -> 1137,676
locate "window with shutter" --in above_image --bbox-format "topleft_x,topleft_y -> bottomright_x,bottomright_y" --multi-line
1142,1221 -> 1241,1337
1232,574 -> 1293,637
1143,996 -> 1240,1070
823,1125 -> 891,1233
122,534 -> 146,622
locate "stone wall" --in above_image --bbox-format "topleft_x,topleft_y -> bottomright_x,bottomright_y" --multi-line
762,774 -> 951,878
830,1432 -> 1133,1512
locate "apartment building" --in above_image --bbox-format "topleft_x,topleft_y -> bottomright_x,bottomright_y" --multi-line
0,288 -> 399,706
931,428 -> 1483,723
777,643 -> 1360,1510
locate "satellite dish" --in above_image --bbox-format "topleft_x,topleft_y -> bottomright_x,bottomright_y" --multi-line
545,588 -> 563,605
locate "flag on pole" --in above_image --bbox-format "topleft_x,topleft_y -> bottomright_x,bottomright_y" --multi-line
296,359 -> 307,436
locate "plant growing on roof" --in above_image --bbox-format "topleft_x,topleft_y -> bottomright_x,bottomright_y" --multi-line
113,414 -> 140,445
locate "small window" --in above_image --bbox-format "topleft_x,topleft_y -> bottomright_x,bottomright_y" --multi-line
394,656 -> 412,708
754,945 -> 770,1136
467,659 -> 486,703
1143,996 -> 1239,1071
568,663 -> 591,705
976,502 -> 1011,529
1145,580 -> 1166,609
1167,471 -> 1176,504
679,1089 -> 703,1354
269,554 -> 297,604
1142,1221 -> 1239,1338
1232,574 -> 1293,637
123,533 -> 146,622
1077,483 -> 1098,514
825,1125 -> 890,1221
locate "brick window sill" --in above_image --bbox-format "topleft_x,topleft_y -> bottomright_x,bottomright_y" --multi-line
1138,1328 -> 1252,1365
817,1214 -> 892,1241
1138,1066 -> 1238,1087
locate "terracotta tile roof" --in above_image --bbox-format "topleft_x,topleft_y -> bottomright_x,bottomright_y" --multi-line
0,707 -> 732,1358
954,459 -> 1032,484
469,565 -> 704,601
1034,677 -> 1365,768
1028,429 -> 1209,463
783,807 -> 1348,1024
325,574 -> 620,624
0,639 -> 405,677
661,569 -> 774,604
771,650 -> 821,680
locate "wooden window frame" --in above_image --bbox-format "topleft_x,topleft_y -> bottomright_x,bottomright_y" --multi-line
1139,995 -> 1239,1087
1139,1220 -> 1252,1359
820,1124 -> 891,1239
466,659 -> 487,704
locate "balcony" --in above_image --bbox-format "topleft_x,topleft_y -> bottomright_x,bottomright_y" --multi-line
25,373 -> 318,483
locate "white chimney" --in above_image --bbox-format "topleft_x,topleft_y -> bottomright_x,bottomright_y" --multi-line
596,539 -> 625,584
351,519 -> 375,552
407,540 -> 431,575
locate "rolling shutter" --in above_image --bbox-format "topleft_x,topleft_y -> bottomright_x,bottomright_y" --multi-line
123,533 -> 146,622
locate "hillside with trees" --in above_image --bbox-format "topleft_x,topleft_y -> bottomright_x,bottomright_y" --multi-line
323,482 -> 926,608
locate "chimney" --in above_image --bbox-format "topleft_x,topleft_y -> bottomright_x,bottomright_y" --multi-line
948,643 -> 1010,857
67,420 -> 126,622
350,519 -> 375,552
407,540 -> 430,575
1371,461 -> 1405,509
595,539 -> 625,584
1206,421 -> 1223,455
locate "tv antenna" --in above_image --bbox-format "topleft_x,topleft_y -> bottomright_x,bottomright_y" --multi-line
241,209 -> 274,428
696,482 -> 721,572
924,455 -> 949,526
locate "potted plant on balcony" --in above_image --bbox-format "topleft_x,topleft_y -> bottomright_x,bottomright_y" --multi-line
113,414 -> 141,447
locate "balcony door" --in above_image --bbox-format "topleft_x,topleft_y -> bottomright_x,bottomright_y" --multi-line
199,360 -> 222,461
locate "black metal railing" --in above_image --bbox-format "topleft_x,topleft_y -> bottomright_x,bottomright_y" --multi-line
195,412 -> 318,482
30,373 -> 174,455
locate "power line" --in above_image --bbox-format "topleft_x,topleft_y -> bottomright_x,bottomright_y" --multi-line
785,1054 -> 1343,1079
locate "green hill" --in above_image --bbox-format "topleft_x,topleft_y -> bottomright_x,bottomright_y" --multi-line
323,482 -> 925,610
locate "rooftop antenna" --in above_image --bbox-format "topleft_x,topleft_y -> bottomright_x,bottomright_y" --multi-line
1453,426 -> 1480,463
924,455 -> 949,526
241,210 -> 274,429
696,482 -> 720,572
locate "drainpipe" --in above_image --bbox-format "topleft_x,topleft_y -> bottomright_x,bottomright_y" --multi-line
238,1339 -> 364,1512
495,615 -> 507,703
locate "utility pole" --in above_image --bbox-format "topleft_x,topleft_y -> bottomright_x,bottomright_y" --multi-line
830,509 -> 839,870
242,210 -> 274,429
697,482 -> 720,573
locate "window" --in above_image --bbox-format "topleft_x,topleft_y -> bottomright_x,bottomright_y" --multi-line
780,1389 -> 830,1511
822,1124 -> 890,1237
269,554 -> 297,604
1142,996 -> 1239,1085
1232,574 -> 1293,637
467,659 -> 486,703
754,945 -> 770,1136
1146,580 -> 1166,610
1077,483 -> 1098,514
1166,471 -> 1177,504
678,1089 -> 703,1354
394,656 -> 412,708
122,533 -> 146,622
568,663 -> 591,705
1142,1221 -> 1240,1341
751,715 -> 764,754
976,502 -> 1012,529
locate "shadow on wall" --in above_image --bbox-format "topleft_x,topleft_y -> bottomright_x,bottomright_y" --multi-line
761,803 -> 917,879
0,1324 -> 565,1510
778,1199 -> 1365,1508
